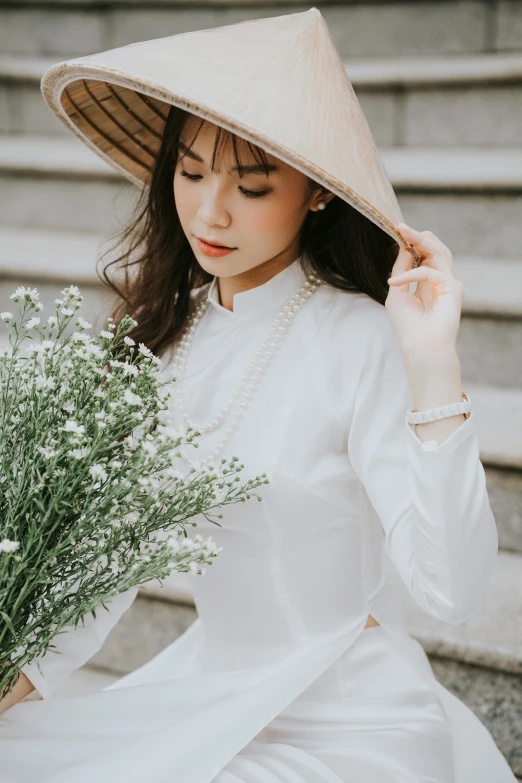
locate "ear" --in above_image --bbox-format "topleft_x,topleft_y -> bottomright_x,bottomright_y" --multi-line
309,188 -> 336,212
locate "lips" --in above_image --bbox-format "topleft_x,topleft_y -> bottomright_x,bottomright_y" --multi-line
196,237 -> 237,257
197,238 -> 234,249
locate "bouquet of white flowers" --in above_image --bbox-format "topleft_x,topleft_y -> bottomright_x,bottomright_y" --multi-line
0,284 -> 268,700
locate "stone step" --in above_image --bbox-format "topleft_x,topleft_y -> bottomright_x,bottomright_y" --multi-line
458,312 -> 522,391
1,226 -> 521,318
0,225 -> 108,285
1,1 -> 520,59
2,52 -> 522,147
86,549 -> 522,776
1,135 -> 522,256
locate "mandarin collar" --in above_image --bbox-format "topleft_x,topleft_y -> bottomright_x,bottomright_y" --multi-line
205,256 -> 309,320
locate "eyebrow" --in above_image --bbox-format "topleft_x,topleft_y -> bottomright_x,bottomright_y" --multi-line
177,141 -> 281,176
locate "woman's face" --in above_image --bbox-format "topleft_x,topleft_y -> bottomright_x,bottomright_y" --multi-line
173,117 -> 329,279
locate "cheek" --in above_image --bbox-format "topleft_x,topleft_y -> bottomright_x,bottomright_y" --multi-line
244,194 -> 301,236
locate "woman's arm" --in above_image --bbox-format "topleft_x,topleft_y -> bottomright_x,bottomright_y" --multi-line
0,670 -> 36,715
347,223 -> 498,624
347,317 -> 497,623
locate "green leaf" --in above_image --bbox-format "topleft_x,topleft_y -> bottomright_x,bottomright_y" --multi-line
0,611 -> 16,638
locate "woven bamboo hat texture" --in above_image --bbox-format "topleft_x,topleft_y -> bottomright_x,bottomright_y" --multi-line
40,6 -> 419,265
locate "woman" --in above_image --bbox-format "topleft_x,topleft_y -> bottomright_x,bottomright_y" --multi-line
0,8 -> 516,783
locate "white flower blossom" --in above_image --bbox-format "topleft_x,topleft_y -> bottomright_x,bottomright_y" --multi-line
27,344 -> 45,357
37,445 -> 58,459
164,467 -> 185,481
10,286 -> 39,304
41,340 -> 55,351
138,343 -> 154,359
26,317 -> 40,330
124,510 -> 140,525
76,317 -> 92,329
61,308 -> 75,317
89,464 -> 107,482
68,447 -> 89,459
71,332 -> 91,343
62,285 -> 81,297
100,330 -> 113,340
62,420 -> 85,437
0,539 -> 20,553
123,336 -> 135,346
34,375 -> 56,390
83,343 -> 104,357
123,388 -> 143,407
141,441 -> 158,457
110,556 -> 120,576
1,312 -> 13,322
121,363 -> 139,377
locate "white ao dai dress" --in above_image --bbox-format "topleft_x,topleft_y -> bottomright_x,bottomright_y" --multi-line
0,257 -> 516,783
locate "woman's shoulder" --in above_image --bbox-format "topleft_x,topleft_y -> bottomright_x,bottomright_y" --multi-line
317,284 -> 391,339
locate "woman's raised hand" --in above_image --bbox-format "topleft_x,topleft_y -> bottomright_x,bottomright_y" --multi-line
386,222 -> 465,361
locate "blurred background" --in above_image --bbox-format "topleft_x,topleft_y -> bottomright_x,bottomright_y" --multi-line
1,0 -> 521,776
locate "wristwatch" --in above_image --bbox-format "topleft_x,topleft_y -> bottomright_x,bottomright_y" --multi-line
406,392 -> 471,425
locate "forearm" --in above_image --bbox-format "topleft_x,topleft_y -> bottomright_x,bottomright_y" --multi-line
0,670 -> 35,715
402,347 -> 466,446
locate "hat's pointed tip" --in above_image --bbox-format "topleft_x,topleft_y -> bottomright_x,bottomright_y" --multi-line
308,7 -> 323,19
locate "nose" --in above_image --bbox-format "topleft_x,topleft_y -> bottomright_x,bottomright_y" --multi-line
196,181 -> 231,228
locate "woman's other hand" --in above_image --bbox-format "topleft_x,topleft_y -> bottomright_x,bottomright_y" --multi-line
0,669 -> 36,715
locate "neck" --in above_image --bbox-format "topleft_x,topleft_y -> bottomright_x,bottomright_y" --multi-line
217,248 -> 302,313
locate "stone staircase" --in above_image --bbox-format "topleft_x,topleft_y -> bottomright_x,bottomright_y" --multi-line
1,1 -> 521,778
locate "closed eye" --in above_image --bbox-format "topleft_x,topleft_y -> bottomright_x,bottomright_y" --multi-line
180,170 -> 273,200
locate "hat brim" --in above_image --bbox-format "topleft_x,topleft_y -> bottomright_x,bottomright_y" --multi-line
41,66 -> 421,266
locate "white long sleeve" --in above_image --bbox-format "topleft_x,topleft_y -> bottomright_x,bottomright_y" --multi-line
346,305 -> 498,625
20,586 -> 139,700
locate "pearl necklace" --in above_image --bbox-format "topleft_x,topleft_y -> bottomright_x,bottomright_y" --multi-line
169,271 -> 322,469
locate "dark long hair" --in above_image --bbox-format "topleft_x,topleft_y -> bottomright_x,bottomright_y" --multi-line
98,105 -> 399,360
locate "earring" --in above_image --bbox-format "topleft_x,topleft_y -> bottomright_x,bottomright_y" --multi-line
317,201 -> 326,210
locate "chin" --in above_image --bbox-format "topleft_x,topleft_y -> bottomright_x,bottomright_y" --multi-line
195,256 -> 241,277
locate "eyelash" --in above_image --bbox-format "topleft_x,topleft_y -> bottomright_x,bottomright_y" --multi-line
180,170 -> 272,200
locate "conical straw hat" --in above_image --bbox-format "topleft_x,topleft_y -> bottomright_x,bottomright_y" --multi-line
40,7 -> 420,265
